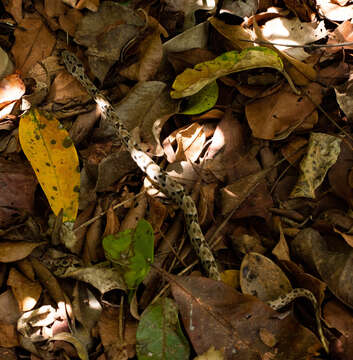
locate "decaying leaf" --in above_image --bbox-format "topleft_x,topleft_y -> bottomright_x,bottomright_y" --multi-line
291,228 -> 353,309
136,298 -> 190,360
240,252 -> 292,302
11,14 -> 56,76
19,108 -> 80,223
171,47 -> 283,98
246,83 -> 323,140
290,132 -> 342,199
170,275 -> 322,359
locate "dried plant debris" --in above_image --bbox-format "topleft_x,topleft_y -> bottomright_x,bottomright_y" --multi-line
3,0 -> 353,359
290,132 -> 342,199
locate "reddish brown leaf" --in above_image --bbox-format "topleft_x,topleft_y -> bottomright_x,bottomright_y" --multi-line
170,276 -> 322,359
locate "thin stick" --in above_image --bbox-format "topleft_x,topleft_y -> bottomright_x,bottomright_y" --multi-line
239,38 -> 353,48
73,190 -> 147,232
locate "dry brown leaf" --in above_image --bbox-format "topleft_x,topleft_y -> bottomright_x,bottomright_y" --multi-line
246,83 -> 323,140
98,307 -> 137,358
47,70 -> 90,105
291,228 -> 353,309
12,14 -> 56,75
0,322 -> 19,347
58,8 -> 83,37
170,275 -> 322,359
7,268 -> 42,311
281,137 -> 308,165
120,192 -> 147,232
4,0 -> 23,23
44,0 -> 67,18
103,206 -> 120,238
74,2 -> 144,81
0,242 -> 45,263
120,30 -> 163,81
283,0 -> 316,21
209,17 -> 254,51
323,300 -> 353,359
106,81 -> 179,156
272,218 -> 291,261
327,21 -> 353,54
328,140 -> 353,207
84,203 -> 104,263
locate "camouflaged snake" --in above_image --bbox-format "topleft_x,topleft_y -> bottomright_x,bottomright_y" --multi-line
61,50 -> 328,353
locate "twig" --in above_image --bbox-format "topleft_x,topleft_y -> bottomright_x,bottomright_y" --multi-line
239,38 -> 353,49
73,190 -> 147,233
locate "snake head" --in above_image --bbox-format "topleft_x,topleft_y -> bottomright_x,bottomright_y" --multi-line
61,50 -> 85,77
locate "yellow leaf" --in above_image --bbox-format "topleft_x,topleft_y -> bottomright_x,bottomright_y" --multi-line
170,47 -> 283,98
19,108 -> 80,222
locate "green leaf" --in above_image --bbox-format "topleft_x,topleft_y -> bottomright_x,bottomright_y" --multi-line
136,298 -> 190,360
102,219 -> 154,289
102,230 -> 133,265
171,47 -> 283,99
19,108 -> 80,223
181,81 -> 219,115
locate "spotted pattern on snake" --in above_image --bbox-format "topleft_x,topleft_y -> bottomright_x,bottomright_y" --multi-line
62,50 -> 220,281
62,51 -> 328,353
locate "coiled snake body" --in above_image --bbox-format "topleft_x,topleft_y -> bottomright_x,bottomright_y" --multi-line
62,51 -> 328,352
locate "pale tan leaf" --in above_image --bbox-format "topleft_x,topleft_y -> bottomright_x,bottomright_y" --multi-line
7,268 -> 42,311
290,133 -> 342,199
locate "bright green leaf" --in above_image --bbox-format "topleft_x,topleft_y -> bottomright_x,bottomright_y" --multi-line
181,81 -> 219,115
19,108 -> 80,223
103,230 -> 133,264
171,47 -> 283,99
102,219 -> 154,289
136,298 -> 190,360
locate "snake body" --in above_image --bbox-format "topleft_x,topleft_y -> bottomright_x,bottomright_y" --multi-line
62,51 -> 220,281
62,51 -> 328,353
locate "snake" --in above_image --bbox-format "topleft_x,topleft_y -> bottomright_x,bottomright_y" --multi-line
61,50 -> 328,353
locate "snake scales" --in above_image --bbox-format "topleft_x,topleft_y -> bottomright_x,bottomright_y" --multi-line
62,51 -> 328,353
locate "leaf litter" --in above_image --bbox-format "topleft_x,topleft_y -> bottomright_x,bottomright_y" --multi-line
2,0 -> 353,359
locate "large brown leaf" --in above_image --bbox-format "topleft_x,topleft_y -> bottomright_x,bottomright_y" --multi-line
170,276 -> 322,359
246,83 -> 324,140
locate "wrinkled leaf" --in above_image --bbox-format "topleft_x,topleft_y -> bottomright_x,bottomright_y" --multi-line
171,47 -> 283,98
103,219 -> 154,289
19,108 -> 80,223
136,298 -> 190,360
290,132 -> 342,199
62,263 -> 126,294
181,81 -> 218,115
